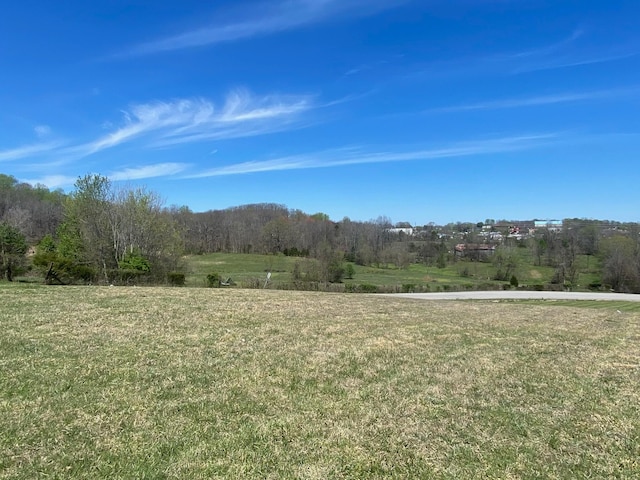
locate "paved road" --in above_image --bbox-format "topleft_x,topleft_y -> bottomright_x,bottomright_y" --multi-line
381,291 -> 640,302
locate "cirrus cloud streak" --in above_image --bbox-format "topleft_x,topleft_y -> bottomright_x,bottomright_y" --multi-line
124,0 -> 410,57
188,133 -> 558,177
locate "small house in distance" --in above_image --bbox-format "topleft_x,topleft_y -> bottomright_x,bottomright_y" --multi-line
387,227 -> 415,236
454,243 -> 496,260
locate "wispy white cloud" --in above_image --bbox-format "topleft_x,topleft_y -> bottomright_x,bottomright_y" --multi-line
78,99 -> 214,155
512,51 -> 639,74
21,163 -> 190,189
124,0 -> 409,56
0,141 -> 63,162
217,89 -> 311,122
70,89 -> 313,155
341,54 -> 405,80
20,174 -> 77,189
2,89 -> 316,187
502,29 -> 638,74
34,125 -> 52,138
505,29 -> 584,60
188,133 -> 557,177
427,87 -> 640,113
409,29 -> 638,81
109,163 -> 189,181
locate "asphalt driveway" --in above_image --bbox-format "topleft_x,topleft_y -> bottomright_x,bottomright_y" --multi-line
381,291 -> 640,302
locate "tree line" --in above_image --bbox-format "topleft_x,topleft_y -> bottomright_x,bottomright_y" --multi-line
1,173 -> 639,292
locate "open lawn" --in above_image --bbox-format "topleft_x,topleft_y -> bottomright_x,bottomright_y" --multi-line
183,252 -> 594,291
1,284 -> 639,478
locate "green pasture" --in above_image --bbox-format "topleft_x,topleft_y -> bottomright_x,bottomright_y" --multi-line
183,251 -> 600,291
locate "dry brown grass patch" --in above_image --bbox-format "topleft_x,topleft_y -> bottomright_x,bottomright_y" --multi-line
1,284 -> 639,478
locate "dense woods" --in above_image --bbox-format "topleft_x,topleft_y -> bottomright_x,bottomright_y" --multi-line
1,173 -> 639,292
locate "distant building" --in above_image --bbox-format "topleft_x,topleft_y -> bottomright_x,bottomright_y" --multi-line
494,220 -> 535,234
387,227 -> 414,236
478,231 -> 503,241
534,220 -> 563,232
454,243 -> 496,258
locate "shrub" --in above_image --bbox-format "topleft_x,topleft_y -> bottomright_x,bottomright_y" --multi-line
303,259 -> 321,283
206,272 -> 221,288
328,261 -> 345,283
344,283 -> 357,293
167,272 -> 185,286
65,263 -> 96,284
37,257 -> 95,285
402,283 -> 416,293
118,252 -> 151,273
291,261 -> 303,282
283,247 -> 309,257
510,275 -> 519,288
242,277 -> 262,289
359,283 -> 378,293
325,283 -> 346,293
344,263 -> 356,279
376,285 -> 398,293
113,268 -> 147,285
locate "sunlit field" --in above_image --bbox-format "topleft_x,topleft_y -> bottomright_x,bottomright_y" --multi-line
1,284 -> 638,478
183,251 -> 602,292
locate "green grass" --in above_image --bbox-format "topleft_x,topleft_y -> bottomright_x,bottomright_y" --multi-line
184,252 -> 499,290
183,252 -> 573,291
17,249 -> 602,292
1,283 -> 639,478
184,252 -> 293,287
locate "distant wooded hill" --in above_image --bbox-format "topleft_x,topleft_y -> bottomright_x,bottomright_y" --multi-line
1,173 -> 639,292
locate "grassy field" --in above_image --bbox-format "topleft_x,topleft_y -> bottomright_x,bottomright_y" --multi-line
1,283 -> 639,478
183,252 -> 600,291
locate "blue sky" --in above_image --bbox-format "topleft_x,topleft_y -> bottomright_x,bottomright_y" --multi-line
1,0 -> 639,224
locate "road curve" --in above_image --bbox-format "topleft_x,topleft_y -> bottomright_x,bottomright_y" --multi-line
380,291 -> 640,302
